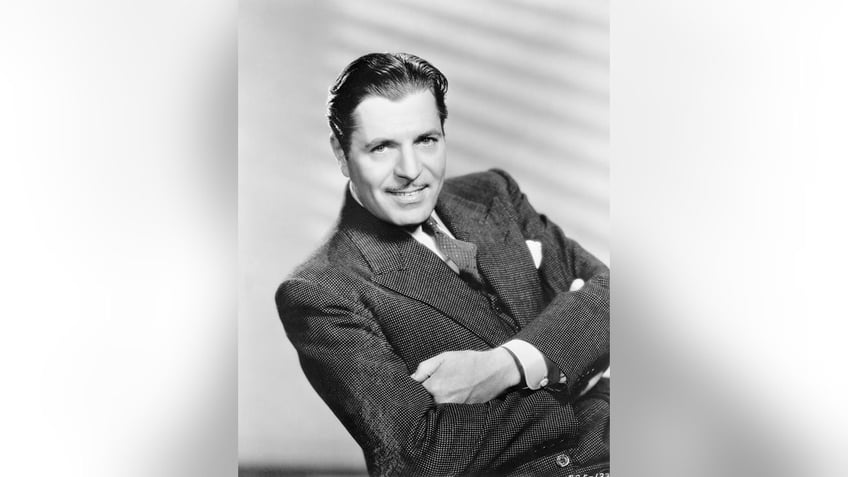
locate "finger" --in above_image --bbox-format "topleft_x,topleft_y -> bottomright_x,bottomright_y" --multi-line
411,356 -> 443,382
569,278 -> 585,291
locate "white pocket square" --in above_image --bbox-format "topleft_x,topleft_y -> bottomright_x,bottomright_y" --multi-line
525,240 -> 543,269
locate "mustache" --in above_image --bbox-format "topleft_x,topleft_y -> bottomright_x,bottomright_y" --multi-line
385,184 -> 427,192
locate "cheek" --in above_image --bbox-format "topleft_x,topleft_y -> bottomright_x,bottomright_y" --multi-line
425,150 -> 447,174
351,160 -> 390,191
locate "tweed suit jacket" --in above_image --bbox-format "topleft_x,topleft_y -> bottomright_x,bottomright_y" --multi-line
276,169 -> 609,476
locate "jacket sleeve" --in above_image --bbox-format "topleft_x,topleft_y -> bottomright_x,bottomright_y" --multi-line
489,169 -> 610,399
277,278 -> 580,476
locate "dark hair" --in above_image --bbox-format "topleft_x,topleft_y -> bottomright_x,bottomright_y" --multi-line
327,52 -> 449,156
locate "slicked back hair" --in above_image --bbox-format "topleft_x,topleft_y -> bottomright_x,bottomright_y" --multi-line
327,52 -> 449,156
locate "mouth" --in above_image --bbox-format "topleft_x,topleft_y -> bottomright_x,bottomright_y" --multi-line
386,185 -> 427,199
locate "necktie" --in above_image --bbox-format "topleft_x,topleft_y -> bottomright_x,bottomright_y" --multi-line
422,218 -> 483,285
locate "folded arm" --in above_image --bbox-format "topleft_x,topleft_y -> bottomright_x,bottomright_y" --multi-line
494,168 -> 610,398
398,170 -> 609,404
277,278 -> 579,476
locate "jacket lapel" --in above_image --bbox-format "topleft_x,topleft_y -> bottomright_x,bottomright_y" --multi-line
339,191 -> 514,346
436,191 -> 544,328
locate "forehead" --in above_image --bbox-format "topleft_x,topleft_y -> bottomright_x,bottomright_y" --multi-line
352,90 -> 441,140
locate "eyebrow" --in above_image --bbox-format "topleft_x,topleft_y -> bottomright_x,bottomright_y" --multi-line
363,138 -> 396,150
362,130 -> 443,150
417,129 -> 444,140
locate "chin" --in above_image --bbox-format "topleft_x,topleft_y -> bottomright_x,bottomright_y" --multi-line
384,207 -> 432,227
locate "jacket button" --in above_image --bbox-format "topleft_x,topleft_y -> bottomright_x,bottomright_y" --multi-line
555,453 -> 570,467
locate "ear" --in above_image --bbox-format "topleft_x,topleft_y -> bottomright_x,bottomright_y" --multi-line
329,133 -> 349,178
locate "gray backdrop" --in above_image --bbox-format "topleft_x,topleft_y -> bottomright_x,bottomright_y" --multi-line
239,0 -> 608,470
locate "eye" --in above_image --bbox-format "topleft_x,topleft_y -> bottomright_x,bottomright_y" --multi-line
370,143 -> 388,153
418,136 -> 438,146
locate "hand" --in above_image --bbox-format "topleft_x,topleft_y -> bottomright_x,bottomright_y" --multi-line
410,348 -> 521,404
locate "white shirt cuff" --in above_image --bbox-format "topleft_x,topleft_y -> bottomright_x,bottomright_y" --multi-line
500,339 -> 549,390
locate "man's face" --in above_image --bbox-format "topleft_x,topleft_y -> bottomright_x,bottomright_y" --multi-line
333,90 -> 447,227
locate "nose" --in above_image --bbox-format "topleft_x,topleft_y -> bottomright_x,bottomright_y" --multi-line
394,144 -> 422,180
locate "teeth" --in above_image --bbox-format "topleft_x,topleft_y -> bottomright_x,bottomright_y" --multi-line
390,188 -> 423,196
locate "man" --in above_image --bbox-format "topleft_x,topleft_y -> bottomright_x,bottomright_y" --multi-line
276,52 -> 609,476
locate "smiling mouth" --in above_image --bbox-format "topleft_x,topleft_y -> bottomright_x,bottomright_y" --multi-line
386,185 -> 427,198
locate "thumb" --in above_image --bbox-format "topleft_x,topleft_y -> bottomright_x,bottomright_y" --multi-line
411,356 -> 443,382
